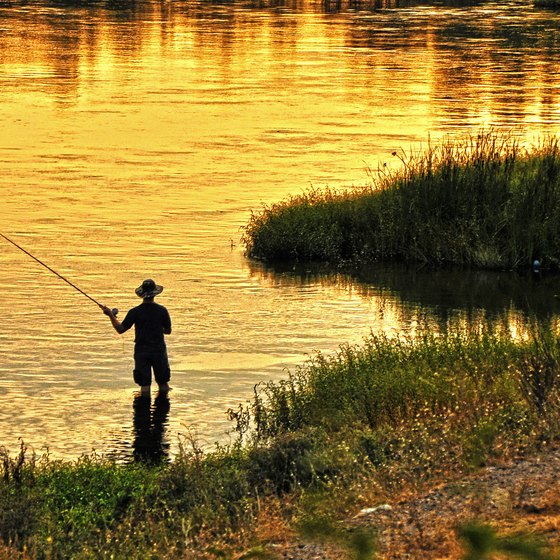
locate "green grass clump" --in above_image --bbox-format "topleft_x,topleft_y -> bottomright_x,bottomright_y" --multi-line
459,522 -> 556,560
1,323 -> 559,558
239,322 -> 560,484
246,328 -> 527,438
243,131 -> 560,269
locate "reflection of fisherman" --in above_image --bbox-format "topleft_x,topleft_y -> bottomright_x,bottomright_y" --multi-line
103,279 -> 172,395
133,392 -> 170,464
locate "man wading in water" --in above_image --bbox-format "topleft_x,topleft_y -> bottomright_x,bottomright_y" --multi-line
103,279 -> 172,395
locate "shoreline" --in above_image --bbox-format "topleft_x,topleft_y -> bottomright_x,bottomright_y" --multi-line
2,326 -> 560,558
264,445 -> 560,559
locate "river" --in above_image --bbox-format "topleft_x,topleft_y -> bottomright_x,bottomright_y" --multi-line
0,0 -> 559,461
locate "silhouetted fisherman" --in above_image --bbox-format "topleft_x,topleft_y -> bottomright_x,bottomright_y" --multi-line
103,279 -> 172,395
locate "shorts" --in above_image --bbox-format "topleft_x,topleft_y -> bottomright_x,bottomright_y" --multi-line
133,348 -> 171,387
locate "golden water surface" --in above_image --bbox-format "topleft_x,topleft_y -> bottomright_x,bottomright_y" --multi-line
1,0 -> 559,459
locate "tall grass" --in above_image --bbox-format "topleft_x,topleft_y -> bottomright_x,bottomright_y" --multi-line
243,131 -> 560,269
1,324 -> 559,558
246,329 -> 525,438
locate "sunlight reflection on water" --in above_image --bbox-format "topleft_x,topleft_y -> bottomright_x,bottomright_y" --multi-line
0,0 -> 560,459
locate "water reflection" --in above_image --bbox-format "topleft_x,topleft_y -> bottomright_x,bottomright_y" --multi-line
354,264 -> 560,318
132,392 -> 170,464
2,0 -> 560,460
2,0 -> 560,132
249,260 -> 560,336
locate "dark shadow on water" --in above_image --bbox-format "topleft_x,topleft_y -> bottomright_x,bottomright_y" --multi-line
248,259 -> 560,330
352,262 -> 560,319
132,392 -> 170,465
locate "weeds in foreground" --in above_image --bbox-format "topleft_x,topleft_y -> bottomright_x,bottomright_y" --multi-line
239,327 -> 535,444
0,325 -> 559,558
519,320 -> 560,419
459,522 -> 557,560
243,131 -> 560,269
297,516 -> 377,560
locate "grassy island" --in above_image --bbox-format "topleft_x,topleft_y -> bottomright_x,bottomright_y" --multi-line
1,323 -> 560,559
243,132 -> 560,270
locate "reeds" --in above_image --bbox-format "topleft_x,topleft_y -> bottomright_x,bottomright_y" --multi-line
243,325 -> 558,441
243,131 -> 560,269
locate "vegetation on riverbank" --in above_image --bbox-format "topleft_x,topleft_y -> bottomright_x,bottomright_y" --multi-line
534,0 -> 560,7
243,131 -> 560,270
1,321 -> 560,558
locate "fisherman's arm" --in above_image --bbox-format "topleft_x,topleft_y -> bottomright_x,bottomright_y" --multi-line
102,306 -> 127,334
163,309 -> 172,335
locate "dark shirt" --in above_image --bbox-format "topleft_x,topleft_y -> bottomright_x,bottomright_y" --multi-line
120,301 -> 171,351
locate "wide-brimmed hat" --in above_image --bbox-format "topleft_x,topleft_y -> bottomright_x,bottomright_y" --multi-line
135,279 -> 163,299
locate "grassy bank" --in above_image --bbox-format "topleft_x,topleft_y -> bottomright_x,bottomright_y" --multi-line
243,132 -> 560,269
1,323 -> 560,559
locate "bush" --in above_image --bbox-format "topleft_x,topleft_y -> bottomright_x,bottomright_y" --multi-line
243,131 -> 560,269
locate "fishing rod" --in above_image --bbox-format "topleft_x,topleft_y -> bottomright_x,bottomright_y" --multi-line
1,232 -> 118,315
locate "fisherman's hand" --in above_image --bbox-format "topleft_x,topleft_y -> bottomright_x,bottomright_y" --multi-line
101,305 -> 113,317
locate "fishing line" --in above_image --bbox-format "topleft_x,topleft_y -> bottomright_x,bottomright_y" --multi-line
1,232 -> 110,311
